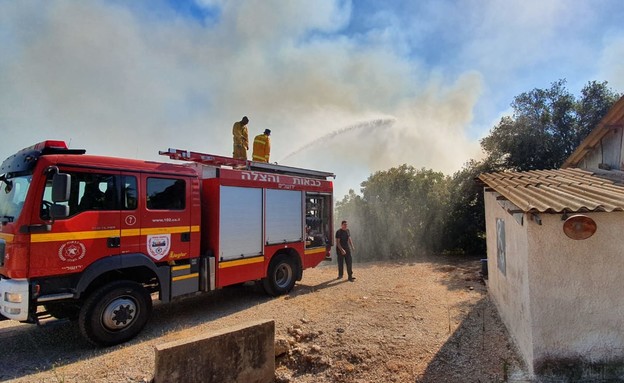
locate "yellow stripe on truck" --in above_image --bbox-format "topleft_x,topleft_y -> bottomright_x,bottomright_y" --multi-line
172,273 -> 199,282
218,256 -> 264,269
31,225 -> 200,243
0,233 -> 15,242
139,226 -> 200,236
304,248 -> 326,256
121,229 -> 141,237
31,229 -> 120,243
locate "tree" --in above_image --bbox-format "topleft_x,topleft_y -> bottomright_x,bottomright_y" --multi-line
336,79 -> 620,259
481,80 -> 620,171
335,165 -> 449,261
576,81 -> 620,142
443,158 -> 498,255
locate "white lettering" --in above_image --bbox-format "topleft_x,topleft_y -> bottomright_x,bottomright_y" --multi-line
151,218 -> 181,223
292,177 -> 321,187
241,171 -> 321,187
240,171 -> 280,183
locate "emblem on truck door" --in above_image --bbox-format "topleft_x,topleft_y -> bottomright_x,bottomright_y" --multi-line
58,241 -> 87,262
125,215 -> 137,226
147,234 -> 171,260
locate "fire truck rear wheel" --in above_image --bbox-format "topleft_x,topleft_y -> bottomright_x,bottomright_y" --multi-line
263,254 -> 298,296
78,280 -> 152,347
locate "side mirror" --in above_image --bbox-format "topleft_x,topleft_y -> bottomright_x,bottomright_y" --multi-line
52,173 -> 70,202
51,204 -> 70,219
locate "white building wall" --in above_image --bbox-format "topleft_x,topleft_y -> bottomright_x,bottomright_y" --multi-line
484,191 -> 534,371
526,211 -> 624,371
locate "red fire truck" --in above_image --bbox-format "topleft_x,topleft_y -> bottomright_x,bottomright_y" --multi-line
0,140 -> 334,346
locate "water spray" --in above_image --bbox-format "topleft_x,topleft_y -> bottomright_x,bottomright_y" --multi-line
280,118 -> 396,162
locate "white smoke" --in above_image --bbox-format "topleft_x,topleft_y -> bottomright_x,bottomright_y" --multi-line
0,0 -> 621,198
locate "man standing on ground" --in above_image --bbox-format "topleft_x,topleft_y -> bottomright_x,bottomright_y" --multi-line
336,220 -> 355,281
252,129 -> 271,162
232,116 -> 249,160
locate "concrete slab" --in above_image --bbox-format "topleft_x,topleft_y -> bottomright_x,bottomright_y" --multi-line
154,319 -> 275,383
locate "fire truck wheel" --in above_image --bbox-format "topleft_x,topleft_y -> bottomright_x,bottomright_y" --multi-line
262,254 -> 298,297
78,281 -> 152,347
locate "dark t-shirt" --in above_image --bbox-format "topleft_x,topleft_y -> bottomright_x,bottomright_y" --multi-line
335,229 -> 351,251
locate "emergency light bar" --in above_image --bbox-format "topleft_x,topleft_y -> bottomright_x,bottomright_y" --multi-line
1,140 -> 86,175
31,140 -> 69,151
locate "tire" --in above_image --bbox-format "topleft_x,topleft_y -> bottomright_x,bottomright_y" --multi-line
44,301 -> 80,320
78,281 -> 152,347
262,254 -> 298,297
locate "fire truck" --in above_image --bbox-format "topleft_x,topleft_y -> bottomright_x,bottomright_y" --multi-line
0,140 -> 334,346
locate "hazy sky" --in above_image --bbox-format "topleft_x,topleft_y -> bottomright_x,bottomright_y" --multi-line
1,0 -> 623,198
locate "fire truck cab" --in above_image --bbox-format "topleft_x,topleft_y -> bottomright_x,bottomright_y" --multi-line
0,141 -> 334,346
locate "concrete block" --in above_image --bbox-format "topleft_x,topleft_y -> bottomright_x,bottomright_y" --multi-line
154,319 -> 275,383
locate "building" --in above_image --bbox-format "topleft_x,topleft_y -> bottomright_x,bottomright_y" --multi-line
479,96 -> 624,380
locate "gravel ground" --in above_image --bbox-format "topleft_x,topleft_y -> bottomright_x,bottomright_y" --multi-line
0,256 -> 529,382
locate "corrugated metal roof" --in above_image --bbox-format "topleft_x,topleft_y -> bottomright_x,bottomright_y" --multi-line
478,168 -> 624,213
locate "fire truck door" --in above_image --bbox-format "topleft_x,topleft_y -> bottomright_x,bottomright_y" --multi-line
30,170 -> 122,278
119,173 -> 141,255
140,175 -> 192,263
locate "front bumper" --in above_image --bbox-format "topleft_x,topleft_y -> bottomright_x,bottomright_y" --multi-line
0,277 -> 29,321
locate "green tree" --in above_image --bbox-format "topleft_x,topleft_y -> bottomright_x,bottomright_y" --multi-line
443,158 -> 499,255
336,79 -> 620,259
335,165 -> 449,261
481,80 -> 620,171
576,80 -> 620,142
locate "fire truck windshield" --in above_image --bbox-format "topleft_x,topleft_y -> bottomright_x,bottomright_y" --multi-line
0,174 -> 32,224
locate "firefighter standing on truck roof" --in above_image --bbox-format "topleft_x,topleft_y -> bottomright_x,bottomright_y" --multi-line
252,129 -> 271,163
232,116 -> 249,160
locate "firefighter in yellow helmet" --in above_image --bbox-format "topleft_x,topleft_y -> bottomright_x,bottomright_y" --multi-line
252,129 -> 271,163
232,116 -> 249,160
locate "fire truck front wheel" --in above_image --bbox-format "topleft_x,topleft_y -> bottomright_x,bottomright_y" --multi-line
78,281 -> 152,347
262,254 -> 298,297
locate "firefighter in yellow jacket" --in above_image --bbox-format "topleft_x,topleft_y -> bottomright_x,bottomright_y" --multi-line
232,116 -> 249,160
252,129 -> 271,163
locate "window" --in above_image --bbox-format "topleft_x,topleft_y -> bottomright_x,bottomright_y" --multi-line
122,176 -> 138,210
0,175 -> 32,222
146,178 -> 185,210
305,194 -> 331,248
41,172 -> 119,219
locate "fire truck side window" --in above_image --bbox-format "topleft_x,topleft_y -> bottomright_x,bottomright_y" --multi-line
305,194 -> 331,248
122,176 -> 137,210
146,178 -> 185,210
41,172 -> 119,219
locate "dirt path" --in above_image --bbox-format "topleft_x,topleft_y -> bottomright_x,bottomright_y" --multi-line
0,257 -> 528,382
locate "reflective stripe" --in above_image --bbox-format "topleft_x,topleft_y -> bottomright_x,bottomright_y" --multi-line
254,136 -> 268,145
252,134 -> 270,162
0,233 -> 14,242
218,256 -> 264,269
172,273 -> 198,282
304,248 -> 326,255
31,225 -> 200,243
31,229 -> 119,243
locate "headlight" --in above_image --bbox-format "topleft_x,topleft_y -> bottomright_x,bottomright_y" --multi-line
4,292 -> 22,303
3,307 -> 21,315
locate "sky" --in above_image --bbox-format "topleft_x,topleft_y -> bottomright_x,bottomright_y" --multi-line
1,0 -> 623,199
